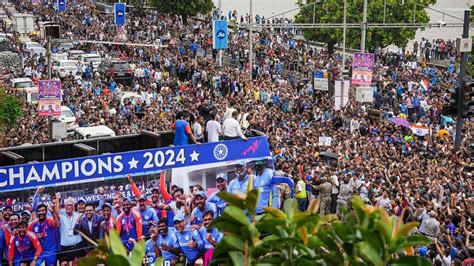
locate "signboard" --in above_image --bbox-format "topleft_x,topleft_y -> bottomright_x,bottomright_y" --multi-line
351,53 -> 375,86
38,80 -> 61,117
318,136 -> 332,146
213,20 -> 228,49
57,0 -> 66,12
114,3 -> 126,25
356,86 -> 374,103
0,137 -> 271,192
313,72 -> 328,91
456,38 -> 472,53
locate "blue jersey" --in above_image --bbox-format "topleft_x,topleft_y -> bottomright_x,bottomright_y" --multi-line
144,240 -> 158,265
228,175 -> 249,195
157,232 -> 179,262
198,227 -> 223,251
191,202 -> 218,225
28,218 -> 58,252
253,168 -> 279,214
207,191 -> 226,216
138,207 -> 159,238
175,230 -> 203,262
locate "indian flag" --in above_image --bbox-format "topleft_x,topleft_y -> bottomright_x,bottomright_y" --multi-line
420,79 -> 429,92
410,124 -> 430,136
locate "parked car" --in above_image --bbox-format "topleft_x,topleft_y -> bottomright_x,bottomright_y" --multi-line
78,53 -> 102,69
53,39 -> 74,52
22,41 -> 46,56
52,60 -> 78,78
67,49 -> 85,60
51,53 -> 68,63
97,59 -> 133,84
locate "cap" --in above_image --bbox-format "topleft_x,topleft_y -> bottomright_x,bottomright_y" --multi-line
21,210 -> 31,216
216,173 -> 227,181
173,213 -> 185,222
195,191 -> 206,199
77,198 -> 87,204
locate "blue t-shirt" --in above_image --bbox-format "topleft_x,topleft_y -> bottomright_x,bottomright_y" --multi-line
228,175 -> 249,195
144,240 -> 157,265
198,227 -> 223,251
139,207 -> 159,238
157,232 -> 179,261
175,230 -> 203,262
173,119 -> 190,146
253,168 -> 279,214
207,191 -> 227,216
191,202 -> 218,225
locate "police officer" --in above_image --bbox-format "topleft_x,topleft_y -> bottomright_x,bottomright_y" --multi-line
336,175 -> 353,216
318,176 -> 332,215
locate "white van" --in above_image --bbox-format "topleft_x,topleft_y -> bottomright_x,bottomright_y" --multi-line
59,106 -> 77,131
8,78 -> 38,103
74,125 -> 115,140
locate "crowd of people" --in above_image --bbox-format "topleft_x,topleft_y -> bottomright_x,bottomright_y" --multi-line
0,0 -> 473,265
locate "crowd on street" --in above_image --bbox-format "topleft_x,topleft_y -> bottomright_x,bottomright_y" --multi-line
0,0 -> 473,265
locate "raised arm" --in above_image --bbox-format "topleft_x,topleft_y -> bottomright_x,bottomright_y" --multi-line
160,171 -> 172,203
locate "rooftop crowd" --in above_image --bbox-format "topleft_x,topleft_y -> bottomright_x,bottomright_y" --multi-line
0,0 -> 473,265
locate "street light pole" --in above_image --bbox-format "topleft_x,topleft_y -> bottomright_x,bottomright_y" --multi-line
454,10 -> 470,151
361,0 -> 367,52
342,0 -> 346,78
249,0 -> 253,84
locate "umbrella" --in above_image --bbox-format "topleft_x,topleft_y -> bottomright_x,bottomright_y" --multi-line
389,117 -> 411,128
319,152 -> 338,160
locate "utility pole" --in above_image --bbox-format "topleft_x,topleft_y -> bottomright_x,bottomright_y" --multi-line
361,0 -> 367,52
454,9 -> 470,151
342,0 -> 346,78
46,36 -> 53,142
249,0 -> 253,84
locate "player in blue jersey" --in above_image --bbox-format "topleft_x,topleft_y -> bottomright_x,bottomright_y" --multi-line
173,214 -> 203,265
207,173 -> 228,216
190,192 -> 217,229
28,203 -> 60,266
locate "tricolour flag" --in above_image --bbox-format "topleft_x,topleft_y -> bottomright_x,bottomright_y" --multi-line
420,79 -> 429,92
410,124 -> 430,136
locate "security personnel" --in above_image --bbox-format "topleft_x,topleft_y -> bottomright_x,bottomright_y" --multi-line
318,176 -> 332,215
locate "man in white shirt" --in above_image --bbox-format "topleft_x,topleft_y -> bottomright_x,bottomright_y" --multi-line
223,111 -> 247,141
206,113 -> 222,142
193,115 -> 204,142
224,100 -> 238,119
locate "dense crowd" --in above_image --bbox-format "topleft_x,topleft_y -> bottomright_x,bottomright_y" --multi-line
0,0 -> 473,265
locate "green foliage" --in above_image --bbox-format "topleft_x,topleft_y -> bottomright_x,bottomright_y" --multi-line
77,229 -> 158,266
149,0 -> 214,24
0,90 -> 23,131
212,189 -> 432,266
295,0 -> 437,52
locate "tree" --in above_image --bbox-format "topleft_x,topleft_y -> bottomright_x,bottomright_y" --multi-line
212,189 -> 432,265
295,0 -> 436,53
149,0 -> 214,25
0,89 -> 23,132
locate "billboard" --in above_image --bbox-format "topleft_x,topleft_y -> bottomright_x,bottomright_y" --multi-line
0,137 -> 271,192
351,53 -> 375,86
213,20 -> 228,49
38,80 -> 61,117
114,3 -> 126,25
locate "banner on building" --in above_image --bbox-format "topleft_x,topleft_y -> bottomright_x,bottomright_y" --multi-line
213,20 -> 228,49
38,80 -> 61,117
351,53 -> 375,86
114,3 -> 126,25
0,137 -> 271,192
